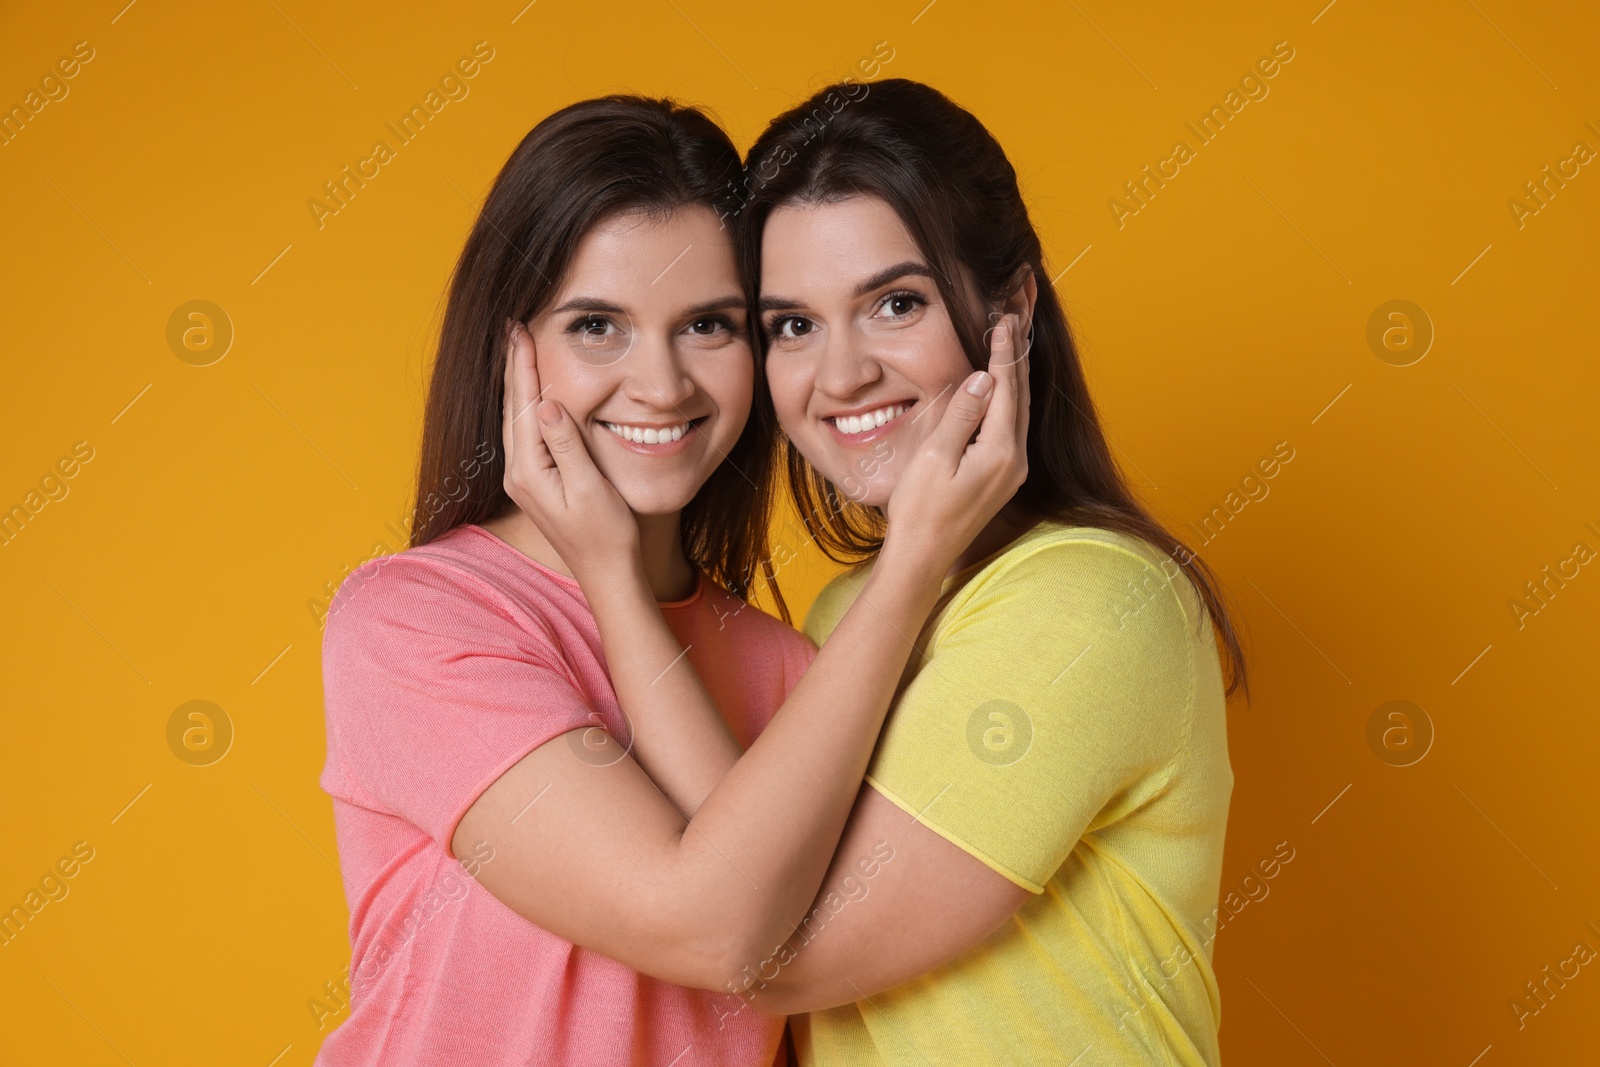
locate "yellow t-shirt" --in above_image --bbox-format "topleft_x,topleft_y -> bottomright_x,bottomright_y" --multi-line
793,521 -> 1233,1066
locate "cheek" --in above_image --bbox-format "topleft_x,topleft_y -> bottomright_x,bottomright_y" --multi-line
869,303 -> 973,389
540,361 -> 612,424
764,358 -> 812,431
694,349 -> 754,446
721,351 -> 756,420
901,333 -> 972,399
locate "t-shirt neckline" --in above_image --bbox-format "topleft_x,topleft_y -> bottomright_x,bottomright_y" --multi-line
459,523 -> 706,609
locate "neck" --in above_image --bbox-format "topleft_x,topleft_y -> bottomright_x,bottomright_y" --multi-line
479,507 -> 697,602
944,499 -> 1042,579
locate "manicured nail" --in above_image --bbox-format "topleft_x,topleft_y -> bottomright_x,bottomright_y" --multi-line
992,324 -> 1008,346
537,400 -> 562,426
966,371 -> 993,396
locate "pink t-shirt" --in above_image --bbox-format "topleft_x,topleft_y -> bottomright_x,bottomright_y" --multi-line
315,523 -> 815,1067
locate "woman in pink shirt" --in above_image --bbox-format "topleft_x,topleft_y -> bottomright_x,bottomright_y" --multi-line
316,96 -> 1027,1066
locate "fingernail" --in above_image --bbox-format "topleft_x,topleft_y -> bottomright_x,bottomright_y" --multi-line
966,371 -> 993,396
537,400 -> 562,426
992,324 -> 1008,346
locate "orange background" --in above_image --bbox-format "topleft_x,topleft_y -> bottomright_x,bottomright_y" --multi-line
2,1 -> 1597,1063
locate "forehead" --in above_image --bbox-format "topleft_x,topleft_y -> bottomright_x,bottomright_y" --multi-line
759,196 -> 921,289
554,205 -> 739,307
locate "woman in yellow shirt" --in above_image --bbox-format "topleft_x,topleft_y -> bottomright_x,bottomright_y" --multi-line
725,79 -> 1251,1064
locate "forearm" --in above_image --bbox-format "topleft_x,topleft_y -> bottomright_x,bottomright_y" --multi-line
458,554 -> 939,993
670,545 -> 942,973
729,787 -> 1029,1014
575,542 -> 942,975
583,558 -> 743,816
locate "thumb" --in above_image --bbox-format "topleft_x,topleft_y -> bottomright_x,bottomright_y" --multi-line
922,371 -> 994,467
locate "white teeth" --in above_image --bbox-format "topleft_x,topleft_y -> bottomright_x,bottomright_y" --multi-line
830,404 -> 909,436
602,421 -> 690,445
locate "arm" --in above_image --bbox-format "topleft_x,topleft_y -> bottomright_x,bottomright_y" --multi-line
723,783 -> 1030,1014
453,555 -> 943,990
452,316 -> 1030,988
725,537 -> 1204,1012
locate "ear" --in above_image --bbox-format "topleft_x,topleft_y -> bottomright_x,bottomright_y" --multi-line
1001,264 -> 1038,323
997,265 -> 1038,355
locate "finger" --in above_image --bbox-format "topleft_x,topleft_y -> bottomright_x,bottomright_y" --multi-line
501,319 -> 519,468
974,314 -> 1019,446
1014,314 -> 1032,455
920,369 -> 996,474
508,322 -> 556,474
534,399 -> 607,495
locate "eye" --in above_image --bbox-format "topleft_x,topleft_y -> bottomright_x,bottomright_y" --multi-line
687,316 -> 730,336
567,314 -> 619,337
875,290 -> 927,320
768,316 -> 815,341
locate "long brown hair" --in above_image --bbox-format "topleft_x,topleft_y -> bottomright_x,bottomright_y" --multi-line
738,78 -> 1248,698
411,95 -> 787,616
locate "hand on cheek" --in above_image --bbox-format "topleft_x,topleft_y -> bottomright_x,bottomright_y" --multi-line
500,320 -> 640,579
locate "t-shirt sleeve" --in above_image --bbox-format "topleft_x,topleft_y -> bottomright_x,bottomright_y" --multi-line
863,537 -> 1202,892
320,556 -> 596,858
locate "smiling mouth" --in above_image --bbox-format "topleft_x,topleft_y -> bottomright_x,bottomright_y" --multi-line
827,403 -> 913,436
601,418 -> 700,444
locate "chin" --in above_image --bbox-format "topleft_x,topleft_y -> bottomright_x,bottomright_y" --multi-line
853,488 -> 893,509
614,483 -> 700,517
815,466 -> 895,510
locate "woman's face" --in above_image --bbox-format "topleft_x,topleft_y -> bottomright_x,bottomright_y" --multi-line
759,196 -> 975,508
526,205 -> 753,517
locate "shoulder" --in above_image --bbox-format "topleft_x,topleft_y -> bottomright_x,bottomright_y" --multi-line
802,564 -> 871,646
962,523 -> 1204,633
936,525 -> 1206,745
940,524 -> 1203,668
980,523 -> 1174,580
322,527 -> 525,651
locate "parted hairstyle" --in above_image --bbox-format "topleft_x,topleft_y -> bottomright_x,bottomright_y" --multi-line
410,95 -> 788,616
737,78 -> 1249,698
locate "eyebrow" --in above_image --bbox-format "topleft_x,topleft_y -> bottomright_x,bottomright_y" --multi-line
681,295 -> 748,317
549,297 -> 627,316
547,295 -> 746,317
757,261 -> 936,313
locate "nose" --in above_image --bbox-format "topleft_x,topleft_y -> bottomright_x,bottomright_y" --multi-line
622,332 -> 695,411
815,327 -> 882,400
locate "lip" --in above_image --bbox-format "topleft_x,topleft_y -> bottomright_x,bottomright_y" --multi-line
596,416 -> 705,456
820,399 -> 916,448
